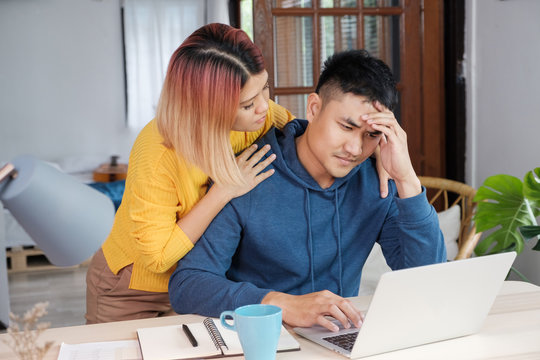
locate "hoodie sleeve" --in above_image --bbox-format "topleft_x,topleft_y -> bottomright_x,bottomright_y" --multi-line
378,186 -> 446,269
168,199 -> 274,317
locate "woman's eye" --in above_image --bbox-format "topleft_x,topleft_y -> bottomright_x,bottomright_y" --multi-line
367,131 -> 382,138
243,103 -> 254,110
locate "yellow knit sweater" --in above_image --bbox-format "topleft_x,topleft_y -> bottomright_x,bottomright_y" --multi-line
102,100 -> 294,292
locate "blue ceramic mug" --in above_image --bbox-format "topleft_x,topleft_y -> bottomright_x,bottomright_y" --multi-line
220,304 -> 282,360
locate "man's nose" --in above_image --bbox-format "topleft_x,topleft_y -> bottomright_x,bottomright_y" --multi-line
344,136 -> 363,157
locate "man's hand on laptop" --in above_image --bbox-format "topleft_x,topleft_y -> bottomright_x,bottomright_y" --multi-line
261,290 -> 363,332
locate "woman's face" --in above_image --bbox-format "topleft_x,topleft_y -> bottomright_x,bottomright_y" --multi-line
232,71 -> 270,132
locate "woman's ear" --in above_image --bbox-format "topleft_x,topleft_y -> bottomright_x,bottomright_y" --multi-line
306,93 -> 322,122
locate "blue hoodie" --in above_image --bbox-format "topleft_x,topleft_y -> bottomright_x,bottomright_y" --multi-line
169,119 -> 446,317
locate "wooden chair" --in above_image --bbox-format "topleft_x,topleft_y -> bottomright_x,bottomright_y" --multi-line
418,176 -> 482,260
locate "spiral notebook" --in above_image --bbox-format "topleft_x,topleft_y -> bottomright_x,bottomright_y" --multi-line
137,318 -> 300,360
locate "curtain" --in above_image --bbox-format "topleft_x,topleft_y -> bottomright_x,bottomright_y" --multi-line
123,0 -> 230,129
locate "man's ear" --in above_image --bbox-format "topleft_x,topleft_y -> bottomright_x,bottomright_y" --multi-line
306,93 -> 322,122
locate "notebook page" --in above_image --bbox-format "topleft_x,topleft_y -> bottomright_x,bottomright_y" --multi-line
211,320 -> 243,356
137,324 -> 220,360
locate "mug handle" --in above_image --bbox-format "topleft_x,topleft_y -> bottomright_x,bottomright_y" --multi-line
220,311 -> 236,331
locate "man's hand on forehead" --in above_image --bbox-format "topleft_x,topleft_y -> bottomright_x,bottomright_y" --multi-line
360,100 -> 421,198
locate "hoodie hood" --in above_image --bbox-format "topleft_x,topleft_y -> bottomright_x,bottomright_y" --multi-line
260,119 -> 363,192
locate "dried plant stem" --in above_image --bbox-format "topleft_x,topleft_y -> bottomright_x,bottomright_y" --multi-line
1,302 -> 54,360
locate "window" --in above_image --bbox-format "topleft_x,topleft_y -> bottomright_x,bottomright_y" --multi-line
123,0 -> 230,129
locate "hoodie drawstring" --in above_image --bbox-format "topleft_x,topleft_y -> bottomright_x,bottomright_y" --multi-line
334,189 -> 344,297
305,188 -> 316,292
305,187 -> 344,296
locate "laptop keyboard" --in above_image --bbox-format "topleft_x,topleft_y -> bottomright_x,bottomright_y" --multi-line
323,331 -> 359,352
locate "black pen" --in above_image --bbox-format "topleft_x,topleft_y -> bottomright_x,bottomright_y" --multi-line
182,324 -> 198,347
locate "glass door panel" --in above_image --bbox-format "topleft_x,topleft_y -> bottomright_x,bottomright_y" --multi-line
274,0 -> 313,8
275,94 -> 309,118
363,0 -> 400,7
363,15 -> 401,82
320,0 -> 357,8
320,16 -> 357,65
274,16 -> 314,87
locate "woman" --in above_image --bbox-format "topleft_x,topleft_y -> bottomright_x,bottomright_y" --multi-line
85,23 -> 389,323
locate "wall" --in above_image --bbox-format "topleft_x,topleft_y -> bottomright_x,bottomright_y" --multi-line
466,0 -> 540,284
0,0 -> 137,170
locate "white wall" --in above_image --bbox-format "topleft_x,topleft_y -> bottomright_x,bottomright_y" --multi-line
0,0 -> 138,169
466,0 -> 540,284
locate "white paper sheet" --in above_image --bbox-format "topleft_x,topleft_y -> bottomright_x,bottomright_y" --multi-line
57,340 -> 141,360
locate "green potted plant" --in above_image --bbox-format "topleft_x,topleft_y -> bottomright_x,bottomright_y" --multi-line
473,167 -> 540,279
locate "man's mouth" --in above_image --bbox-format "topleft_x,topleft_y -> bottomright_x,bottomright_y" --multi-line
335,155 -> 357,165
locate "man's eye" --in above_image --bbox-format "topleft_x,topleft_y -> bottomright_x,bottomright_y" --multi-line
243,103 -> 254,110
340,123 -> 353,131
367,131 -> 382,138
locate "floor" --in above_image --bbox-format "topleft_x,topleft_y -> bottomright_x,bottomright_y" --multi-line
5,264 -> 88,331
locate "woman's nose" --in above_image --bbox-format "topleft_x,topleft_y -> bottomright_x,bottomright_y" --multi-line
255,95 -> 269,114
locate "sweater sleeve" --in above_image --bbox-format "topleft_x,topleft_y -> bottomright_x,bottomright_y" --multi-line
378,186 -> 446,270
127,154 -> 194,274
169,200 -> 273,317
268,100 -> 295,129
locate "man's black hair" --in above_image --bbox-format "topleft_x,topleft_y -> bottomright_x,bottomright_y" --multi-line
315,50 -> 398,111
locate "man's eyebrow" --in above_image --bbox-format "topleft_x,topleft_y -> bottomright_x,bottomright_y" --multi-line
341,117 -> 362,128
341,116 -> 382,134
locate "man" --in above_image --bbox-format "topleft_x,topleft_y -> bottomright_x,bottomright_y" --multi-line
169,50 -> 446,332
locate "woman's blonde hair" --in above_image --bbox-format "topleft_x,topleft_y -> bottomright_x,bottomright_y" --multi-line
156,23 -> 265,185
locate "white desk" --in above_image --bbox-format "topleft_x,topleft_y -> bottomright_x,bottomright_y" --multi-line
1,281 -> 539,360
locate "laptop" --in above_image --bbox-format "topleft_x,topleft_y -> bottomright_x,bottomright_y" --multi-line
293,251 -> 516,358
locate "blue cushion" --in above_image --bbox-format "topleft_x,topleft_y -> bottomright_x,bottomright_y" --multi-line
88,180 -> 125,211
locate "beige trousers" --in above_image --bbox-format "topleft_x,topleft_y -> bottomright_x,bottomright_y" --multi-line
85,248 -> 175,324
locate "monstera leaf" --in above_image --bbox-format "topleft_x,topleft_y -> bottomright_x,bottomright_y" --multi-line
473,167 -> 540,255
520,226 -> 540,251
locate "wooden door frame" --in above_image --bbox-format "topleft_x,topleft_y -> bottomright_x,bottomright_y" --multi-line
422,0 -> 446,177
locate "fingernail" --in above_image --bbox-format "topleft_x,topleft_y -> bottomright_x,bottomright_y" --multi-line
381,191 -> 387,198
332,324 -> 339,332
362,114 -> 369,119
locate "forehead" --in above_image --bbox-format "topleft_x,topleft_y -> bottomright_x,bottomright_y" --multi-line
322,93 -> 374,118
239,71 -> 268,104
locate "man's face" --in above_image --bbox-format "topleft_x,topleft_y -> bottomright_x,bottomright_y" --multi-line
299,92 -> 383,188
